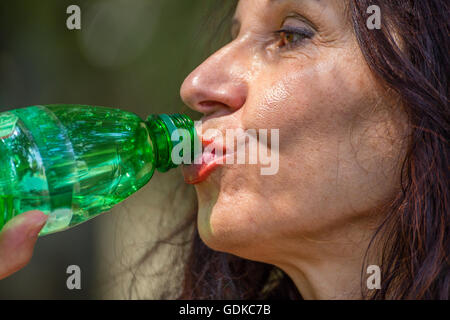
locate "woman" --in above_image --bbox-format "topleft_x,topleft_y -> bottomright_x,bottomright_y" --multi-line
1,0 -> 448,299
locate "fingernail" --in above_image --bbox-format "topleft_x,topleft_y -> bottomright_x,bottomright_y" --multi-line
25,210 -> 47,224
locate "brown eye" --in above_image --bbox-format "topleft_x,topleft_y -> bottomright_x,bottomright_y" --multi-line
275,27 -> 313,49
282,31 -> 296,43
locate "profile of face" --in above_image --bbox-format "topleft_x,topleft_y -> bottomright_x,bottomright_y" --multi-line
180,0 -> 408,297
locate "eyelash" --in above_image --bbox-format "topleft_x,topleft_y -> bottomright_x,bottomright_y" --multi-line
274,27 -> 313,49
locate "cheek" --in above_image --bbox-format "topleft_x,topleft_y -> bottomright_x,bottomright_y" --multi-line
197,48 -> 407,253
243,49 -> 372,137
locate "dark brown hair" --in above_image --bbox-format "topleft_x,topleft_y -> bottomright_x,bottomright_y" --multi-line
135,0 -> 449,299
351,0 -> 449,299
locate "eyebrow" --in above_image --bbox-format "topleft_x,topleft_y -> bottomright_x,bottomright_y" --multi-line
232,0 -> 348,30
231,0 -> 320,29
232,0 -> 322,24
269,0 -> 349,18
268,0 -> 321,3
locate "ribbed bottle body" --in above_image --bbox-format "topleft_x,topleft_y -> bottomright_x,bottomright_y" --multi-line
0,105 -> 155,235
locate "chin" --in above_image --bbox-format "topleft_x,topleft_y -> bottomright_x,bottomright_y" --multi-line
195,186 -> 266,259
193,164 -> 278,260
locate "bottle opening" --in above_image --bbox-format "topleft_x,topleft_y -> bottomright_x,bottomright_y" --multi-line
146,114 -> 199,172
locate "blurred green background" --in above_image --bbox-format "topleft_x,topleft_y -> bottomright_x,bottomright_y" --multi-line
0,0 -> 233,299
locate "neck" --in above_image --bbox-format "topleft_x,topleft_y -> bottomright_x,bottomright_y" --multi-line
272,218 -> 381,300
283,254 -> 366,299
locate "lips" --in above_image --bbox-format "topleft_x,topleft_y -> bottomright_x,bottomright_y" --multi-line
182,136 -> 229,184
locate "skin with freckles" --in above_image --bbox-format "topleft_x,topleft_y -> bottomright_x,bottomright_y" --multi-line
180,0 -> 409,299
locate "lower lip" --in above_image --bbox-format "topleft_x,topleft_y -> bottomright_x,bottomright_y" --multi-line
182,151 -> 230,184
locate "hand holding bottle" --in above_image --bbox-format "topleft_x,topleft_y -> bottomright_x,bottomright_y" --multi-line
0,211 -> 47,279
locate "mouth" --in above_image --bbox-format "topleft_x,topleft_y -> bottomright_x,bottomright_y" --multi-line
182,136 -> 230,185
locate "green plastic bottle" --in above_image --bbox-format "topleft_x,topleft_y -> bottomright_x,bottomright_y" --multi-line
0,104 -> 198,236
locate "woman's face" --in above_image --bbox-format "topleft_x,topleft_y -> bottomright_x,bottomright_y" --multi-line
180,0 -> 408,264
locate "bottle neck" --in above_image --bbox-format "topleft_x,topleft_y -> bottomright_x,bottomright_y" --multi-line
145,114 -> 198,172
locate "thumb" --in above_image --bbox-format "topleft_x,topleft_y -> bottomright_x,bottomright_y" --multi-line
0,211 -> 48,280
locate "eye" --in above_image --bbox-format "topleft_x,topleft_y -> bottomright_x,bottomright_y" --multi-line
275,26 -> 313,49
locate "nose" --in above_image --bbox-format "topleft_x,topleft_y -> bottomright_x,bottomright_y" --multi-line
180,42 -> 248,116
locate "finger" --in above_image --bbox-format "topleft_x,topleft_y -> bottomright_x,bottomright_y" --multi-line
0,211 -> 48,280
